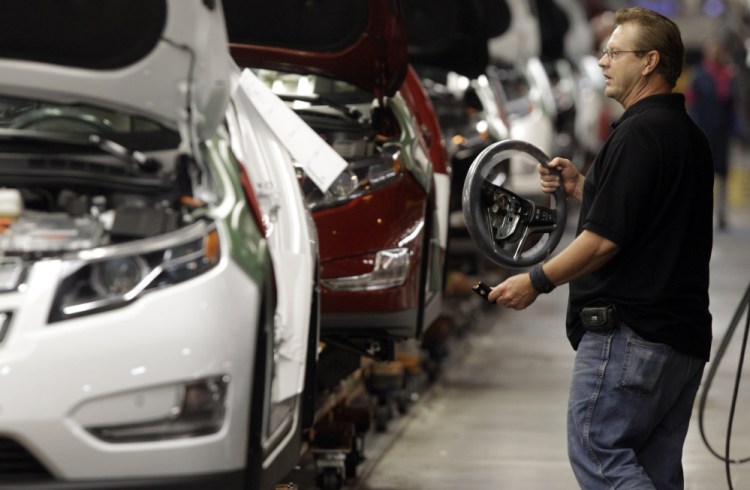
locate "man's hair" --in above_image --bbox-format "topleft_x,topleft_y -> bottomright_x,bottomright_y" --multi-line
615,7 -> 685,88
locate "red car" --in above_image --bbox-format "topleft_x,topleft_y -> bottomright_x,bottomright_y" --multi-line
224,0 -> 450,359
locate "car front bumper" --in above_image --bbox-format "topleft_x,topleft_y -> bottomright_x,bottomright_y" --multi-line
315,175 -> 429,337
0,257 -> 261,483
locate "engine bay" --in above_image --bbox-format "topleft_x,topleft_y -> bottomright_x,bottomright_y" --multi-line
0,151 -> 201,257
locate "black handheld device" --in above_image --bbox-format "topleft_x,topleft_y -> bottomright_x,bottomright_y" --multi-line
472,281 -> 493,302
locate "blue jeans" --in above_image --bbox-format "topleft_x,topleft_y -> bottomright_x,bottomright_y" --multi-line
567,322 -> 705,489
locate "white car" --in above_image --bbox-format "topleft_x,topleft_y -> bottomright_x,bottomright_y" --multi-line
486,59 -> 556,199
485,0 -> 556,200
0,1 -> 318,489
225,63 -> 321,488
487,0 -> 542,64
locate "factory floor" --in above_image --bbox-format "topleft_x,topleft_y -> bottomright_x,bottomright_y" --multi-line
285,148 -> 750,490
353,169 -> 750,490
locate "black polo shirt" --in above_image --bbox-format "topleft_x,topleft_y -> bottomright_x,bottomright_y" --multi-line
566,93 -> 714,360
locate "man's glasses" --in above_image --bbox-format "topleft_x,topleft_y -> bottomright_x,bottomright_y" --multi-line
601,48 -> 646,60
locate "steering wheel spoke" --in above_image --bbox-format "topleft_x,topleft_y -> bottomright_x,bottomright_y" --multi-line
512,227 -> 532,261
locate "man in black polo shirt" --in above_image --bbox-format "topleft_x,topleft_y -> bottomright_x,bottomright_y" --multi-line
488,7 -> 713,489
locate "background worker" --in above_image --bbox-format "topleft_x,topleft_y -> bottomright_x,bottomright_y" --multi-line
688,35 -> 737,230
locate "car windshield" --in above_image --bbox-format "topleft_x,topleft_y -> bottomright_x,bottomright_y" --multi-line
0,95 -> 179,151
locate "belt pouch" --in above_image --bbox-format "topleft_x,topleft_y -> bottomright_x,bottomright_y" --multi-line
580,305 -> 618,332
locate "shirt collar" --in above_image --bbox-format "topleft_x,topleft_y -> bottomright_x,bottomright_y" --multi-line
611,93 -> 686,129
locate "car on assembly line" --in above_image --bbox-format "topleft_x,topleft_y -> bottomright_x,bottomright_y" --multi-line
0,1 -> 319,489
403,0 -> 512,211
487,0 -> 557,201
224,0 -> 450,360
224,63 -> 322,489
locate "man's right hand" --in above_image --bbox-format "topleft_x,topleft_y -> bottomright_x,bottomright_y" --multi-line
537,157 -> 584,202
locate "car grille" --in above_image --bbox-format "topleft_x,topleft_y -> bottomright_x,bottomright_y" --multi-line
0,437 -> 54,481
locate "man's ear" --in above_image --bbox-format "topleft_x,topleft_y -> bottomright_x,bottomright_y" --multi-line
643,50 -> 660,75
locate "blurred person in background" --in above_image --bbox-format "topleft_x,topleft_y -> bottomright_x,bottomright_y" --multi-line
688,35 -> 737,230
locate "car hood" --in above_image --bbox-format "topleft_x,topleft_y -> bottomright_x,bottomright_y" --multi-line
224,0 -> 408,98
0,0 -> 231,140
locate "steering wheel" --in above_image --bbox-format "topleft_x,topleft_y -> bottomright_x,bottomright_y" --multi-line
10,107 -> 116,134
462,139 -> 567,268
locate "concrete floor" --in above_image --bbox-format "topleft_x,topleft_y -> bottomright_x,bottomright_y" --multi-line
354,180 -> 750,489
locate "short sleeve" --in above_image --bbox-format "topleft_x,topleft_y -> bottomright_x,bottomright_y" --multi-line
582,121 -> 661,248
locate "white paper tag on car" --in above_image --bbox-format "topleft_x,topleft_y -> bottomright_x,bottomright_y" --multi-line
237,69 -> 347,193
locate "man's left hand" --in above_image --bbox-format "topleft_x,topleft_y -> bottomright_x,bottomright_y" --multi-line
487,273 -> 539,310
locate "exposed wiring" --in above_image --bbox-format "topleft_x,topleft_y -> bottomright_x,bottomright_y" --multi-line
697,280 -> 750,490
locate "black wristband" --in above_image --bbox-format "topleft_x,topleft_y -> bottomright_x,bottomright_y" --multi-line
529,264 -> 555,294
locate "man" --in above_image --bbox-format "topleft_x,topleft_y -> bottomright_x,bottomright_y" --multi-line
487,7 -> 713,489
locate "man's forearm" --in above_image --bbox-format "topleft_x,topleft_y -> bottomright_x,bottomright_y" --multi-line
541,230 -> 620,287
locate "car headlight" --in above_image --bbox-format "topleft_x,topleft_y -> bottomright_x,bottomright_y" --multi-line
321,248 -> 410,291
90,256 -> 150,296
298,146 -> 403,211
49,221 -> 220,322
